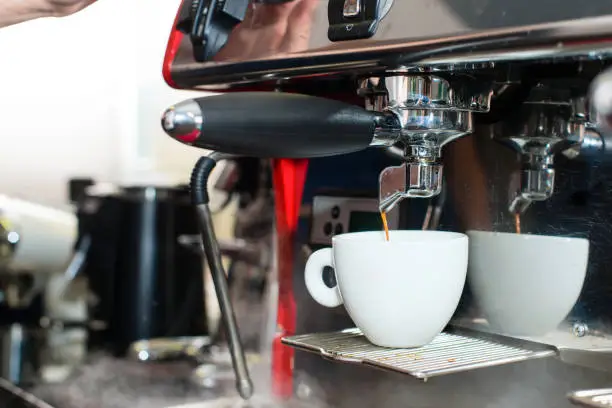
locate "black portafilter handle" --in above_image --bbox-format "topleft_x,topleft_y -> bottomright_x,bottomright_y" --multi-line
161,92 -> 380,158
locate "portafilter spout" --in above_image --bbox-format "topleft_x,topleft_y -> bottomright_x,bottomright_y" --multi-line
359,74 -> 493,213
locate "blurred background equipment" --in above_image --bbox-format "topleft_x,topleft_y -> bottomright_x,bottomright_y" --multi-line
68,180 -> 208,356
0,194 -> 81,386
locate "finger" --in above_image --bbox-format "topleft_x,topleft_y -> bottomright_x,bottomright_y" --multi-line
280,0 -> 319,52
251,2 -> 300,28
242,1 -> 256,26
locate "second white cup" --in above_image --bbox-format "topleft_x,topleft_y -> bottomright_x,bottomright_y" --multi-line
467,230 -> 589,336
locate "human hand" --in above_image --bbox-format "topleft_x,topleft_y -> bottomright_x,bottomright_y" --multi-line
46,0 -> 97,17
1,0 -> 96,28
214,0 -> 319,61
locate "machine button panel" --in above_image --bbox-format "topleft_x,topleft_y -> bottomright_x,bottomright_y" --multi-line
328,0 -> 393,42
323,222 -> 333,236
328,21 -> 378,42
310,195 -> 399,246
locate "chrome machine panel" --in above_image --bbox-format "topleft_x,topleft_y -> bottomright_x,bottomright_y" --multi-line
164,0 -> 612,89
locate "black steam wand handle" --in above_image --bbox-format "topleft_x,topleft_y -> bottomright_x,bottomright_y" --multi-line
161,92 -> 379,158
191,152 -> 253,400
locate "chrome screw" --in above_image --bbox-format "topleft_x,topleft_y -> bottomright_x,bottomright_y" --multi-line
572,322 -> 589,337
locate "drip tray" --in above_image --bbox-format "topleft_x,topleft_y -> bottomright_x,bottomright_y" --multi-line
568,389 -> 612,408
282,327 -> 558,381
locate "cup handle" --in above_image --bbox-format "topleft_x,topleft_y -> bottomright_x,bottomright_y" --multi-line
304,248 -> 343,308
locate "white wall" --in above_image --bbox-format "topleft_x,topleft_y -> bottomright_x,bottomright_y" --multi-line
0,0 -> 212,210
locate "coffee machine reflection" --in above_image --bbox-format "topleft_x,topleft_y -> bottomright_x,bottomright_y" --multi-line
177,0 -> 317,63
494,85 -> 587,215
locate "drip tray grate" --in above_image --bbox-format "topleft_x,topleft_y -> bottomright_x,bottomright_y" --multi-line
282,327 -> 557,381
569,389 -> 612,408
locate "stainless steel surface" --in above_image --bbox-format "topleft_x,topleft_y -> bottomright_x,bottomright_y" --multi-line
165,395 -> 323,408
378,0 -> 394,22
342,0 -> 360,18
196,203 -> 253,400
569,389 -> 612,407
590,67 -> 612,133
162,100 -> 203,143
31,355 -> 221,408
282,327 -> 557,380
167,8 -> 612,89
378,161 -> 443,211
129,336 -> 212,362
569,130 -> 607,160
0,376 -> 54,408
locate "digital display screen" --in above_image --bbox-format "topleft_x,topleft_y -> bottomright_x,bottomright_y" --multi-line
348,211 -> 383,233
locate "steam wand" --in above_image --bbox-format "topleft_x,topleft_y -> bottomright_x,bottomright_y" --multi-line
190,151 -> 254,400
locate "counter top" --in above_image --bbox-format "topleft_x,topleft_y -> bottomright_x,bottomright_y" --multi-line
29,355 -> 237,408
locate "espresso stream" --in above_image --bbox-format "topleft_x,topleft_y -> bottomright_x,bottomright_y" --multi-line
382,211 -> 522,239
514,213 -> 521,234
381,211 -> 390,241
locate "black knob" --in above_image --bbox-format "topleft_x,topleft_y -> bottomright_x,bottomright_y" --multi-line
162,92 -> 377,159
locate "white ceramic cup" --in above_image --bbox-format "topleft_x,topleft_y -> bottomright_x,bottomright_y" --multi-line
467,230 -> 589,336
304,230 -> 468,348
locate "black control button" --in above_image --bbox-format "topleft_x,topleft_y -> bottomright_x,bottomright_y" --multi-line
324,222 -> 333,236
331,206 -> 341,219
328,0 -> 381,42
328,21 -> 378,42
334,223 -> 344,235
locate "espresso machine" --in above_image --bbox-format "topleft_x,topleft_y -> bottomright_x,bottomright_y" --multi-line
158,1 -> 612,407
